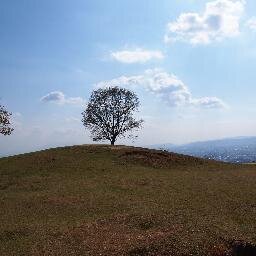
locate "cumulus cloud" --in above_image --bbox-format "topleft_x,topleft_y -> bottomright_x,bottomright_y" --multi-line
190,97 -> 227,109
111,48 -> 164,63
246,17 -> 256,30
164,0 -> 245,45
40,91 -> 85,106
41,91 -> 65,103
95,69 -> 227,109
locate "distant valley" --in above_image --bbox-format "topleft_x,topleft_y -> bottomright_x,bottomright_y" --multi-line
152,136 -> 256,163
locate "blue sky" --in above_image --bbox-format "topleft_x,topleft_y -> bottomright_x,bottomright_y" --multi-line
1,0 -> 256,155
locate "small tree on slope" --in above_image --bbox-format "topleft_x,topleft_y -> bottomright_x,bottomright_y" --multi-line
0,105 -> 13,136
82,86 -> 143,145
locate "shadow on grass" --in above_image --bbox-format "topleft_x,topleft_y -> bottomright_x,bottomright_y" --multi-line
231,241 -> 256,256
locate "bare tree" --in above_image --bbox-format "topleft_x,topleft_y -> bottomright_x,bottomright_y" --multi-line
0,105 -> 14,136
82,86 -> 143,145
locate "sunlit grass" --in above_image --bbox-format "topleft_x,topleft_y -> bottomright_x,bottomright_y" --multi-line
0,145 -> 255,255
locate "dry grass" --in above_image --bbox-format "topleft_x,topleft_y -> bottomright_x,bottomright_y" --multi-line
0,145 -> 256,255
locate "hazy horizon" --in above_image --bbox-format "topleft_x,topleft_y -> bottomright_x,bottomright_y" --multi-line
1,135 -> 256,158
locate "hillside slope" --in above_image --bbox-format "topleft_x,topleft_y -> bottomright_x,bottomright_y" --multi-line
0,145 -> 256,256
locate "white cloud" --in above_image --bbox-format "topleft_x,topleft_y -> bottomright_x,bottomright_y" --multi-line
95,69 -> 227,109
40,91 -> 85,106
41,91 -> 65,103
111,48 -> 164,63
165,0 -> 245,45
190,96 -> 227,109
246,17 -> 256,30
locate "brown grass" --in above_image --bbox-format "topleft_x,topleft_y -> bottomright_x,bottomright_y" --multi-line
0,145 -> 255,255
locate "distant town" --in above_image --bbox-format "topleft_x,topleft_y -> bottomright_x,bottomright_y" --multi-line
154,136 -> 256,163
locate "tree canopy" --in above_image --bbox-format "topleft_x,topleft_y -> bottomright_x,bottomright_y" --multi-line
0,105 -> 13,136
82,86 -> 143,145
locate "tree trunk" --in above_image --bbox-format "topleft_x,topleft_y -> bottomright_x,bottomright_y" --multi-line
111,140 -> 115,146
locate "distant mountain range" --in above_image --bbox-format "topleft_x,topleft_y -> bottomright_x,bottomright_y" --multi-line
152,136 -> 256,163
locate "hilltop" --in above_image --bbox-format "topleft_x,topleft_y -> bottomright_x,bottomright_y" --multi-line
0,145 -> 256,256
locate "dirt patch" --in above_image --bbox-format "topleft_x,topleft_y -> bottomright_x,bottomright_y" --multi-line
38,214 -> 252,256
120,148 -> 206,169
32,214 -> 179,256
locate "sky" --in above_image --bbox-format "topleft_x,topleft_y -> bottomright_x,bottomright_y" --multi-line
1,0 -> 256,156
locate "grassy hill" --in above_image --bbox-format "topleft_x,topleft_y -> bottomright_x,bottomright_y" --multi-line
0,145 -> 255,256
